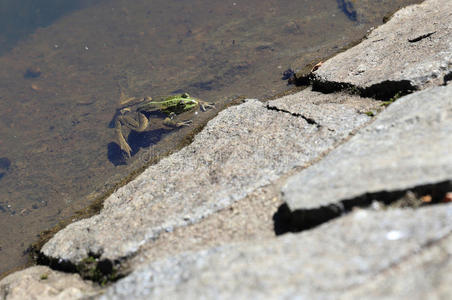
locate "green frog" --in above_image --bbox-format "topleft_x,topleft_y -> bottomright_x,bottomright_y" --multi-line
113,93 -> 214,158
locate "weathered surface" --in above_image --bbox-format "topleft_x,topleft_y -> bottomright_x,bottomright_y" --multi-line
314,0 -> 452,94
0,266 -> 100,300
42,93 -> 373,263
283,84 -> 452,211
123,179 -> 285,272
99,204 -> 452,299
341,233 -> 452,300
268,88 -> 380,132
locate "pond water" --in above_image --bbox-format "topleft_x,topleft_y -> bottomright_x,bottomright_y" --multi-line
0,0 -> 421,276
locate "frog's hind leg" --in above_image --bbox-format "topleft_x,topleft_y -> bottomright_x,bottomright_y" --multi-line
115,119 -> 132,158
121,112 -> 149,132
115,112 -> 150,158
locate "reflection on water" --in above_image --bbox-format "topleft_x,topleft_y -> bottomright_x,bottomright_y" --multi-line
0,0 -> 421,276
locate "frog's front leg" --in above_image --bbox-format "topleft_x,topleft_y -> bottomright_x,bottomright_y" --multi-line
162,112 -> 192,128
163,118 -> 192,127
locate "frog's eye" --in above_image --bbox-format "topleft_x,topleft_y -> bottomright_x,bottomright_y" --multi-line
182,93 -> 189,98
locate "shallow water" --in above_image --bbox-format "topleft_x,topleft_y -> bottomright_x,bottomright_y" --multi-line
0,0 -> 421,275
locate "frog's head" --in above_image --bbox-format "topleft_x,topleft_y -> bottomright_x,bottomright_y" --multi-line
177,93 -> 198,111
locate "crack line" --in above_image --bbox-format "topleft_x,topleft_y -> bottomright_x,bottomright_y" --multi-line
266,104 -> 321,127
274,180 -> 452,235
408,31 -> 436,43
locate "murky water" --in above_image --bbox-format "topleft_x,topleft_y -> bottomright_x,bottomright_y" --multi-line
0,0 -> 421,276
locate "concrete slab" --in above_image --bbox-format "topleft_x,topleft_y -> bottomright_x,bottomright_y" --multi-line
0,266 -> 100,300
268,87 -> 379,133
341,233 -> 452,300
314,0 -> 452,98
282,84 -> 452,214
99,204 -> 452,299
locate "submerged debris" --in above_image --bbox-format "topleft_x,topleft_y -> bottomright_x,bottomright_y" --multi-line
24,66 -> 42,78
281,68 -> 295,81
337,0 -> 358,22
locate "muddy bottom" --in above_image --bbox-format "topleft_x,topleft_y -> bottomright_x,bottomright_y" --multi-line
0,0 -> 421,276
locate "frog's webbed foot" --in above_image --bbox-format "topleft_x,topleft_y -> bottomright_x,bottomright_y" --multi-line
176,120 -> 193,127
163,117 -> 192,128
163,112 -> 192,128
115,120 -> 132,158
199,101 -> 215,112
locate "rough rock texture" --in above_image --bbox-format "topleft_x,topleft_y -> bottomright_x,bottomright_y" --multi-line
123,178 -> 285,272
99,204 -> 452,299
42,92 -> 373,263
0,266 -> 99,300
268,89 -> 380,132
314,0 -> 452,93
283,84 -> 452,211
341,233 -> 452,300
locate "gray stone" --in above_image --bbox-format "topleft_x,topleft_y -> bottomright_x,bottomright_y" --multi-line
268,88 -> 379,133
341,233 -> 452,300
314,0 -> 452,93
0,266 -> 100,300
99,204 -> 452,299
283,84 -> 452,211
42,94 -> 372,263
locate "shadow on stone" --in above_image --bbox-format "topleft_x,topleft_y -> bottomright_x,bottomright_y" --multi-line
34,250 -> 123,285
311,78 -> 416,101
444,71 -> 452,85
274,203 -> 344,235
274,180 -> 451,235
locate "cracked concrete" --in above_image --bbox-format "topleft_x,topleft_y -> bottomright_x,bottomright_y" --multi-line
268,88 -> 380,132
99,205 -> 452,299
41,89 -> 375,264
313,0 -> 452,98
282,84 -> 452,213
